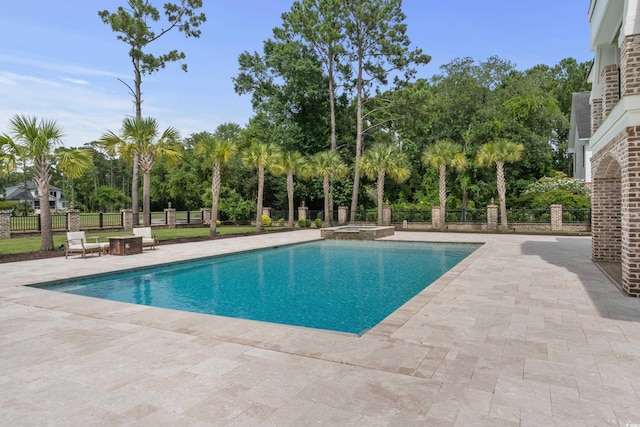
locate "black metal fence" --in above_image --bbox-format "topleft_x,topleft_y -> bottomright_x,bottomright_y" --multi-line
8,206 -> 592,233
562,208 -> 591,223
444,209 -> 487,223
505,209 -> 551,223
392,209 -> 432,223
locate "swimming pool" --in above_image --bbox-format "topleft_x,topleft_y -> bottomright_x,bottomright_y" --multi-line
36,240 -> 480,334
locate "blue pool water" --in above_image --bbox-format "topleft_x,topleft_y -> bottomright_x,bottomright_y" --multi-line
39,240 -> 479,334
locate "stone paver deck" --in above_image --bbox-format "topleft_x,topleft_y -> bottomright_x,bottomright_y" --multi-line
1,230 -> 639,426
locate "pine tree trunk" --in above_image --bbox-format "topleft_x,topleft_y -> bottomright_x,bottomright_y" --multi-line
350,41 -> 364,222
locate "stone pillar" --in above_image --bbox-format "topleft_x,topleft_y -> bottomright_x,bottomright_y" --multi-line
550,204 -> 562,231
262,207 -> 271,219
487,205 -> 498,231
601,64 -> 620,120
165,208 -> 176,229
201,208 -> 211,223
121,209 -> 134,231
621,34 -> 640,97
0,210 -> 11,239
382,206 -> 392,226
338,206 -> 348,225
431,206 -> 441,229
591,98 -> 603,135
298,205 -> 308,222
66,209 -> 80,232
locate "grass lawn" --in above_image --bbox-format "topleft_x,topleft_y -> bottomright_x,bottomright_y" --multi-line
0,226 -> 284,255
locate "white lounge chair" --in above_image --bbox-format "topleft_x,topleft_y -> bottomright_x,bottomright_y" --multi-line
132,227 -> 156,249
65,231 -> 102,259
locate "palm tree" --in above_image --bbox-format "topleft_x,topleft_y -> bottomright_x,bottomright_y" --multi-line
56,147 -> 94,208
358,143 -> 411,226
194,133 -> 236,237
309,150 -> 348,226
476,139 -> 524,231
0,132 -> 21,177
3,115 -> 91,251
270,151 -> 307,228
100,117 -> 182,226
242,141 -> 280,232
422,139 -> 465,228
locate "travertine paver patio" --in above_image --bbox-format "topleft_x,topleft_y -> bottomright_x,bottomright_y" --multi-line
1,230 -> 639,426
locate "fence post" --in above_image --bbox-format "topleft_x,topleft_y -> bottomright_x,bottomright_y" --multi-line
121,209 -> 134,231
67,208 -> 80,232
550,204 -> 563,231
201,208 -> 211,223
432,206 -> 441,229
338,206 -> 348,225
487,205 -> 498,230
298,203 -> 308,223
165,207 -> 176,229
0,210 -> 11,239
382,205 -> 392,226
99,212 -> 104,229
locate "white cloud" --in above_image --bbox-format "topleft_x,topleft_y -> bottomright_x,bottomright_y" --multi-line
0,70 -> 130,147
0,52 -> 126,79
58,76 -> 90,85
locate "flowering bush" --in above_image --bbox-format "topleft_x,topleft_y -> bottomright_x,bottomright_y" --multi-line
522,173 -> 590,197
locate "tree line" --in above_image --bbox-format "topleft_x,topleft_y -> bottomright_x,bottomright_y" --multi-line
0,0 -> 592,251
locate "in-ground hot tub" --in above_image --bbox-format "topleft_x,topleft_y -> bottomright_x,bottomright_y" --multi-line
321,225 -> 395,240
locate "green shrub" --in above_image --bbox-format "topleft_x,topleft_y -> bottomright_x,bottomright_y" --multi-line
298,219 -> 312,228
277,218 -> 285,226
315,218 -> 323,228
0,201 -> 19,214
261,215 -> 272,227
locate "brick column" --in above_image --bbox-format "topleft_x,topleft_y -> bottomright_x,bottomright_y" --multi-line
338,206 -> 348,225
298,205 -> 308,222
431,206 -> 441,229
0,210 -> 11,239
66,209 -> 80,232
591,98 -> 603,134
601,64 -> 620,120
121,209 -> 134,231
621,34 -> 640,97
165,208 -> 176,229
382,206 -> 391,226
262,207 -> 271,219
622,126 -> 640,296
550,204 -> 562,231
487,205 -> 498,231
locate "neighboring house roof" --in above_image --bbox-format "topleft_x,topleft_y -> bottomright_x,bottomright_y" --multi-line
4,180 -> 64,202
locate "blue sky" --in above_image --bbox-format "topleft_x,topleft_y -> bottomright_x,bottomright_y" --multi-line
0,1 -> 592,148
